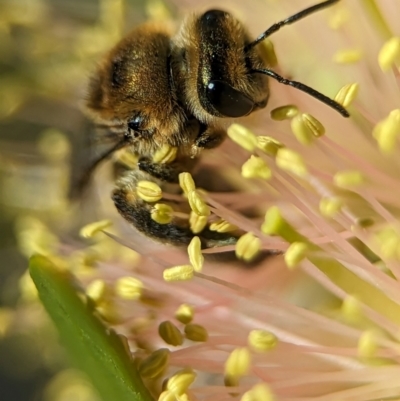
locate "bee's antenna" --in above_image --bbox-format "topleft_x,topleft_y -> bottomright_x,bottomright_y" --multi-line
251,68 -> 349,117
245,0 -> 340,52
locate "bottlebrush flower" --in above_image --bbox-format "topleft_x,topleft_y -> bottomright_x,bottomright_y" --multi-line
16,1 -> 400,400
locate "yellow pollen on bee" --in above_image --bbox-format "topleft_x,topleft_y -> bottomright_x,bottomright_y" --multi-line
319,196 -> 343,217
187,190 -> 210,217
163,265 -> 194,282
358,330 -> 378,358
334,83 -> 359,107
175,304 -> 194,324
151,203 -> 174,224
227,123 -> 258,152
115,276 -> 143,300
209,219 -> 237,233
333,49 -> 363,64
256,136 -> 285,156
188,236 -> 203,272
79,219 -> 112,238
276,148 -> 308,177
241,383 -> 275,401
224,347 -> 251,378
270,105 -> 299,121
184,323 -> 208,342
152,144 -> 178,164
241,155 -> 272,180
189,211 -> 208,234
378,36 -> 400,72
158,320 -> 184,346
284,242 -> 309,269
179,172 -> 196,195
373,109 -> 400,153
248,329 -> 278,353
86,279 -> 107,303
139,348 -> 170,379
167,368 -> 197,396
333,170 -> 365,188
136,180 -> 163,202
235,232 -> 261,262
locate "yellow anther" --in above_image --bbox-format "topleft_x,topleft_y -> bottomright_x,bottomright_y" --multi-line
189,211 -> 208,234
270,105 -> 299,121
291,113 -> 325,145
37,129 -> 71,162
18,270 -> 38,301
373,109 -> 400,153
241,383 -> 275,401
284,242 -> 309,269
328,7 -> 350,30
188,236 -> 203,272
319,197 -> 343,217
0,308 -> 13,338
151,203 -> 174,224
241,155 -> 272,180
235,232 -> 261,262
209,219 -> 237,233
334,170 -> 365,188
342,295 -> 362,322
137,181 -> 163,202
158,391 -> 176,401
333,49 -> 363,64
256,136 -> 284,156
261,206 -> 285,236
187,190 -> 210,217
227,124 -> 258,152
260,39 -> 278,67
167,368 -> 197,396
86,279 -> 107,303
158,320 -> 184,346
115,276 -> 143,300
184,323 -> 208,342
179,172 -> 196,195
378,36 -> 400,72
248,330 -> 278,352
96,301 -> 120,324
116,149 -> 139,169
276,148 -> 308,177
175,304 -> 194,324
163,265 -> 194,282
358,330 -> 378,358
225,347 -> 251,377
334,83 -> 359,107
79,220 -> 112,239
375,227 -> 400,260
152,144 -> 178,164
139,348 -> 170,379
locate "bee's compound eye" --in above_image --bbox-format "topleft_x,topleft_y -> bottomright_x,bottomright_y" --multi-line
127,115 -> 143,131
206,81 -> 254,118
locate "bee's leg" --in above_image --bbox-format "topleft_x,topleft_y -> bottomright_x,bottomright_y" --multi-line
195,126 -> 226,149
138,157 -> 197,183
112,169 -> 237,247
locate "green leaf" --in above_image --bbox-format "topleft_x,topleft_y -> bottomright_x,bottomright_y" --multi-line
29,254 -> 154,401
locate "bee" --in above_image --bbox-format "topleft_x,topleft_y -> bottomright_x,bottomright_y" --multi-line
83,0 -> 348,247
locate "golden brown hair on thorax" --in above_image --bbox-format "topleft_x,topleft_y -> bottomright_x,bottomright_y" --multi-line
87,23 -> 185,150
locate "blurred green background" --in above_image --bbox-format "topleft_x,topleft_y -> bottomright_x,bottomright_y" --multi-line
0,0 -> 173,399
